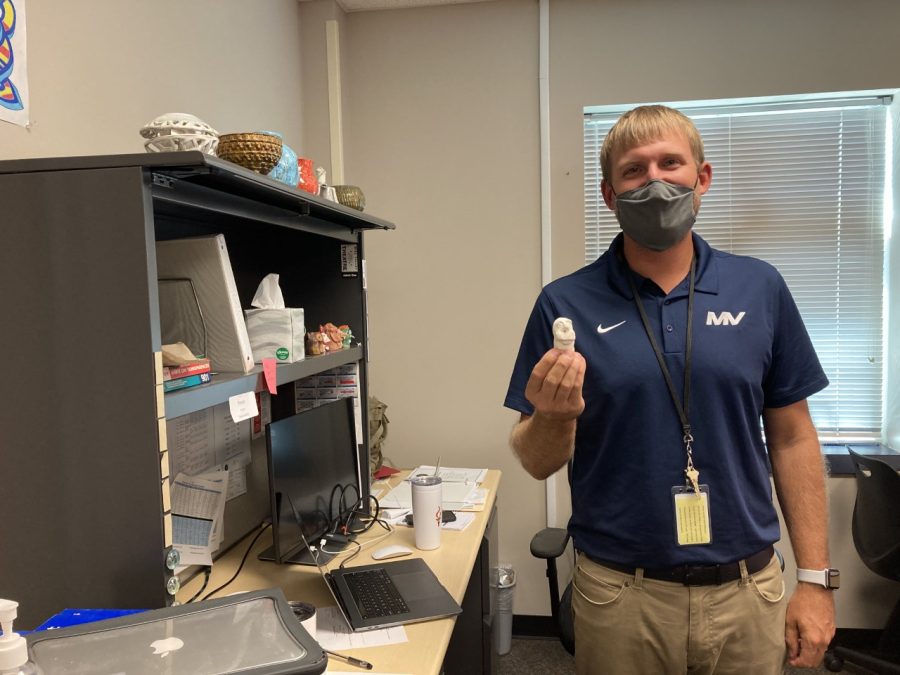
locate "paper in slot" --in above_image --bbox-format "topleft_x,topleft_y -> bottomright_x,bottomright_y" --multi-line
156,234 -> 255,374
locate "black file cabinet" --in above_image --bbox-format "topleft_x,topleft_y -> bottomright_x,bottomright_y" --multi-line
443,504 -> 499,675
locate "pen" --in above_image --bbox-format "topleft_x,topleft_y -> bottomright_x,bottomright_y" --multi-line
325,649 -> 374,670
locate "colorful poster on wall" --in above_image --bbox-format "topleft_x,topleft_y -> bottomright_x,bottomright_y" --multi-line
0,0 -> 28,127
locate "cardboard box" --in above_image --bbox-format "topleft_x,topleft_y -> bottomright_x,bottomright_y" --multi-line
295,387 -> 317,400
244,308 -> 305,363
295,399 -> 316,413
336,374 -> 358,387
315,375 -> 338,388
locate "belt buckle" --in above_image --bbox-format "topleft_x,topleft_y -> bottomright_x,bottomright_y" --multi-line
682,564 -> 720,586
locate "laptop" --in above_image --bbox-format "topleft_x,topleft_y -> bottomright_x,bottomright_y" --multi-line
300,531 -> 462,631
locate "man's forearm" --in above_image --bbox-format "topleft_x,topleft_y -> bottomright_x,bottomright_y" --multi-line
770,437 -> 830,569
511,413 -> 576,480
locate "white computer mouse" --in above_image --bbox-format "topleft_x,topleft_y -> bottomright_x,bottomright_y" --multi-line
372,544 -> 414,560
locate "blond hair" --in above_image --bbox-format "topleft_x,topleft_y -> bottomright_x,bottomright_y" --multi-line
600,105 -> 705,182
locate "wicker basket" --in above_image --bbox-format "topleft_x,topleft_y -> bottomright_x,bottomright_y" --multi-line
333,185 -> 366,211
216,132 -> 283,174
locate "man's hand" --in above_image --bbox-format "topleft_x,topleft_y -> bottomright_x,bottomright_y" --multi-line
784,583 -> 836,668
510,349 -> 586,480
524,348 -> 586,421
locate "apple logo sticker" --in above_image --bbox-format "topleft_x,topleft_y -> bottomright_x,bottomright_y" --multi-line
150,637 -> 184,657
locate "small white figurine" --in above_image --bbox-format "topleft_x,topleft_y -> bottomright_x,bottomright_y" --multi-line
316,167 -> 338,202
553,317 -> 576,351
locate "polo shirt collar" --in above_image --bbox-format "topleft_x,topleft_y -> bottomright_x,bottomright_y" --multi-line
605,231 -> 720,299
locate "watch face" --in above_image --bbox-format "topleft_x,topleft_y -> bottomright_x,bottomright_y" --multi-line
827,568 -> 841,589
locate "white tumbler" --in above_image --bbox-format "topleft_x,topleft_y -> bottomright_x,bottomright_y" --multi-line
410,475 -> 443,550
288,601 -> 317,640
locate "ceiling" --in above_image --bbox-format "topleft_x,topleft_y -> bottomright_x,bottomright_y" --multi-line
307,0 -> 497,12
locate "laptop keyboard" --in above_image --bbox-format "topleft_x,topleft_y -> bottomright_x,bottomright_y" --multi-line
344,568 -> 410,619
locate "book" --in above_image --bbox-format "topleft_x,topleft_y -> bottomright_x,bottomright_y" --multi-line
156,234 -> 255,374
162,358 -> 211,382
163,371 -> 212,393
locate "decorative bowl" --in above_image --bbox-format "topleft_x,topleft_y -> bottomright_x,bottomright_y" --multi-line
216,132 -> 283,174
260,131 -> 299,187
144,133 -> 218,154
139,112 -> 219,155
333,185 -> 366,211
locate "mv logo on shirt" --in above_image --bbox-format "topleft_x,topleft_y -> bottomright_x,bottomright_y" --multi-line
706,311 -> 745,326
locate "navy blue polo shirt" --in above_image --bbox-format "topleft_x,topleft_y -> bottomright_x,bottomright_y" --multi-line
504,233 -> 828,567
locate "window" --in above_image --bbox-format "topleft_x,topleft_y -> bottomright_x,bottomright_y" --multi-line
584,95 -> 890,441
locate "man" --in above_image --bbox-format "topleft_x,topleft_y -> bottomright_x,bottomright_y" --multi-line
505,105 -> 836,674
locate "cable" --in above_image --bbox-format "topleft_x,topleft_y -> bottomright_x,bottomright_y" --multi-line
338,523 -> 394,568
334,483 -> 362,536
344,494 -> 386,536
200,522 -> 271,602
186,566 -> 212,603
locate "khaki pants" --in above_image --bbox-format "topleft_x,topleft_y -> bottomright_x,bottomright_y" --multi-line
571,552 -> 787,675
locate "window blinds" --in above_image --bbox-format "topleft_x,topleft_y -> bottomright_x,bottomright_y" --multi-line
584,98 -> 888,439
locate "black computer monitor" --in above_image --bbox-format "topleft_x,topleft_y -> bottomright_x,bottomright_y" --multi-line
259,397 -> 360,565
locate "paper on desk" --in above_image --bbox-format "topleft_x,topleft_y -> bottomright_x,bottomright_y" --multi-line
379,481 -> 483,511
388,510 -> 476,531
171,471 -> 228,565
315,606 -> 408,651
442,511 -> 475,531
380,508 -> 410,526
408,466 -> 487,484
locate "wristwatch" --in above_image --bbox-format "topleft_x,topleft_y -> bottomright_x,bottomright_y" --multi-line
797,567 -> 841,589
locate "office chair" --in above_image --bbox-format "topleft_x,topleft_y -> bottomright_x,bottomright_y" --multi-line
530,526 -> 575,655
825,449 -> 900,674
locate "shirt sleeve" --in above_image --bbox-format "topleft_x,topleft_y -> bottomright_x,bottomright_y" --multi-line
504,291 -> 558,415
762,273 -> 829,408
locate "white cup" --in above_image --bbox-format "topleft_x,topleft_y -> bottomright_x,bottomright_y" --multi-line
289,601 -> 317,640
410,475 -> 443,550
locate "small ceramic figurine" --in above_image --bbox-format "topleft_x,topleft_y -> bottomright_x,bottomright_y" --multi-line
339,324 -> 353,348
306,331 -> 327,356
553,317 -> 576,351
316,167 -> 338,202
320,322 -> 346,351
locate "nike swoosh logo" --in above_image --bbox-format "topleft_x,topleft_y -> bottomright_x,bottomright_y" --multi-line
597,321 -> 626,334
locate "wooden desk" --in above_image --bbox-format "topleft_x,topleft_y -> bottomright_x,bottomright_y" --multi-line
178,470 -> 501,674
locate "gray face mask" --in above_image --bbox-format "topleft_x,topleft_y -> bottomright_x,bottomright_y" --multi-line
614,179 -> 697,251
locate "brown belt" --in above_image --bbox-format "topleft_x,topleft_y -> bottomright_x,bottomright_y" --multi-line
586,545 -> 774,586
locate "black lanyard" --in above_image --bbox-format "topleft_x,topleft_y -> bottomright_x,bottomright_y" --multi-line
623,256 -> 696,451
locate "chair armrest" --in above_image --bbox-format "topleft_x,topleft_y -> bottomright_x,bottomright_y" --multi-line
530,527 -> 571,559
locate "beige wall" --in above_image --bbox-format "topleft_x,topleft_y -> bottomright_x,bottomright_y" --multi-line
0,0 -> 305,159
336,0 -> 547,611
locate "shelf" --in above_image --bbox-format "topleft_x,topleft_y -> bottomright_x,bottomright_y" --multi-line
164,346 -> 363,419
0,152 -> 396,233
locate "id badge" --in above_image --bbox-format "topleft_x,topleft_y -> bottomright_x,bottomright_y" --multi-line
672,485 -> 712,546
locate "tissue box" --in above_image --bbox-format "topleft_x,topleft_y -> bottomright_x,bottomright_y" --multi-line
244,308 -> 305,363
